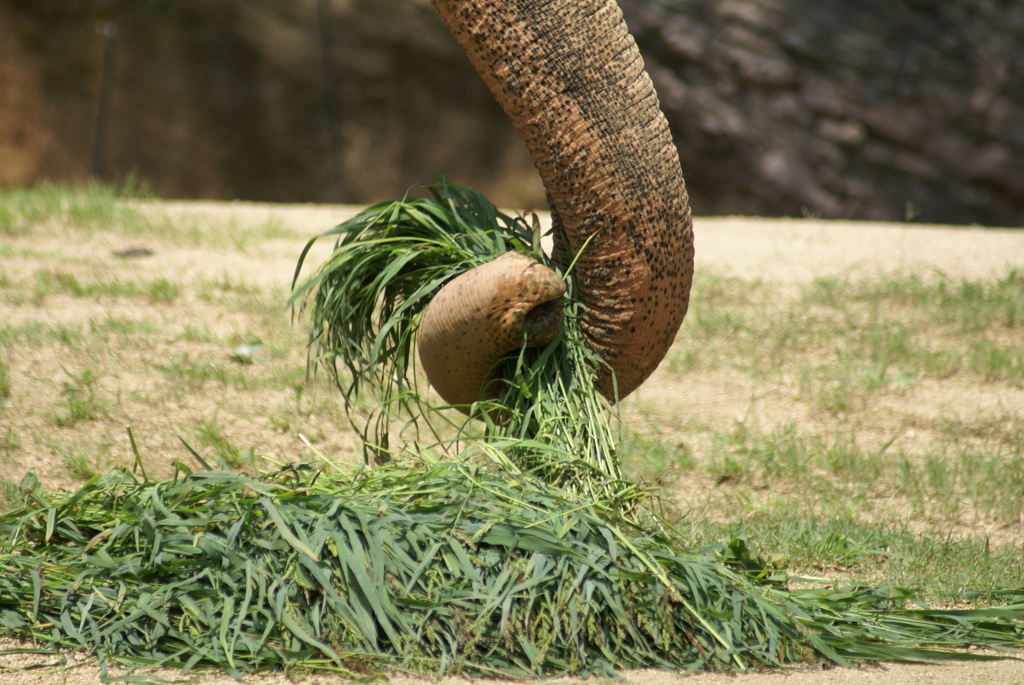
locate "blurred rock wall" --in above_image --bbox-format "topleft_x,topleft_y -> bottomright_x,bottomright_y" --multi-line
627,0 -> 1024,225
2,0 -> 1022,225
0,0 -> 545,207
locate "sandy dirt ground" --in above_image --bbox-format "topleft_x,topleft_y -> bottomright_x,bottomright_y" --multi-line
1,202 -> 1022,684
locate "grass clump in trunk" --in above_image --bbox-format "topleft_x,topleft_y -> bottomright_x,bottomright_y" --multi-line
290,181 -> 629,505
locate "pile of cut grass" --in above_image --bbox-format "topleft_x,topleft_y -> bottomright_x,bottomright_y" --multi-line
2,459 -> 1021,679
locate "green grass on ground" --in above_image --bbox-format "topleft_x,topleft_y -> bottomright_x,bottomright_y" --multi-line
0,183 -> 1021,676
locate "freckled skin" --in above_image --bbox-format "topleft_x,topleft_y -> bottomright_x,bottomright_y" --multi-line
422,0 -> 695,404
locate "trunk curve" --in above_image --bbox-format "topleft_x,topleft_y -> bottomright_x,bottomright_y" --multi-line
417,251 -> 566,409
428,0 -> 694,401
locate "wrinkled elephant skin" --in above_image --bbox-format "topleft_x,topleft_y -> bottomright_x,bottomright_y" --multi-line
419,0 -> 695,405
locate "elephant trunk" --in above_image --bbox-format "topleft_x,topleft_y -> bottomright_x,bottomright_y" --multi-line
428,0 -> 695,401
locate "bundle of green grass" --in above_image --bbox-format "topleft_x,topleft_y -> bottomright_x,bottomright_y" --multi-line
1,183 -> 1022,678
289,182 -> 624,499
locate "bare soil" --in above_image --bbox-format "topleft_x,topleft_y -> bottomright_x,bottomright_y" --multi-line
1,202 -> 1022,683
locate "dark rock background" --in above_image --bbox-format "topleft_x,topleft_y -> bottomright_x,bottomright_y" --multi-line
2,0 -> 1022,226
632,0 -> 1024,225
